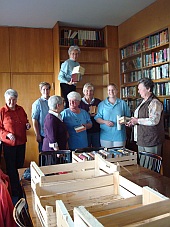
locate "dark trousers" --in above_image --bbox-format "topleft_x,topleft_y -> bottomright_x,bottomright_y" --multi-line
38,136 -> 45,166
3,144 -> 26,197
60,83 -> 76,108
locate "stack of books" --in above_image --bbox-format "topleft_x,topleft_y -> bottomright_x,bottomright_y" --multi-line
72,65 -> 85,82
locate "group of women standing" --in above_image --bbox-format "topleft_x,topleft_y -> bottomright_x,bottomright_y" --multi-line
0,44 -> 165,204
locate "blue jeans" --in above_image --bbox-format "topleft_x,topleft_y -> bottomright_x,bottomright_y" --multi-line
87,132 -> 100,147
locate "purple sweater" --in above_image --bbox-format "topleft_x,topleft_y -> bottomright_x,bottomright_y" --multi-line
42,113 -> 68,151
79,98 -> 101,133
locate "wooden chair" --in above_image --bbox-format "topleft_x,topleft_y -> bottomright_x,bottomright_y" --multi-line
13,198 -> 33,227
138,151 -> 162,173
39,150 -> 72,166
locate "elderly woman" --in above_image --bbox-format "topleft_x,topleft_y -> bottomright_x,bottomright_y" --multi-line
58,45 -> 81,108
79,83 -> 101,147
42,95 -> 68,152
61,91 -> 92,150
0,89 -> 31,201
95,83 -> 131,148
128,78 -> 164,156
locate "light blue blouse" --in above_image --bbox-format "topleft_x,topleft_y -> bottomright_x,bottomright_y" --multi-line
31,97 -> 49,137
95,98 -> 131,142
58,59 -> 80,84
61,108 -> 92,150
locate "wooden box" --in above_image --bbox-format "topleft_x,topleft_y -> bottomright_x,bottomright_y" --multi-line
30,154 -> 118,193
72,148 -> 137,167
55,187 -> 170,227
33,169 -> 141,226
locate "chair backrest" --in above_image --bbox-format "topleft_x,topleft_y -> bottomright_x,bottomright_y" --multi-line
13,198 -> 33,227
138,151 -> 162,173
39,150 -> 72,166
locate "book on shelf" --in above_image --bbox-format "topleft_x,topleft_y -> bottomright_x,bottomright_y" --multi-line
142,29 -> 169,50
70,31 -> 78,39
154,82 -> 170,96
163,98 -> 170,113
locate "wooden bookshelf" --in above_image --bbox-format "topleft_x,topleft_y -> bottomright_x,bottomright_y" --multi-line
53,22 -> 119,100
120,27 -> 170,137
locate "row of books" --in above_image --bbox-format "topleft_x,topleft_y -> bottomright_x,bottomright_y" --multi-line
123,70 -> 142,83
60,29 -> 104,47
122,81 -> 170,98
120,29 -> 169,59
120,42 -> 141,59
125,98 -> 142,114
142,29 -> 169,51
121,86 -> 137,98
153,82 -> 170,96
122,63 -> 169,84
121,57 -> 142,72
143,64 -> 169,79
143,48 -> 169,67
60,38 -> 104,47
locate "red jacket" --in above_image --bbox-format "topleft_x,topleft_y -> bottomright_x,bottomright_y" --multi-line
0,170 -> 16,227
0,104 -> 29,146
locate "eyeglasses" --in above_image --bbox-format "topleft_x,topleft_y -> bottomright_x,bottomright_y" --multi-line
69,99 -> 79,103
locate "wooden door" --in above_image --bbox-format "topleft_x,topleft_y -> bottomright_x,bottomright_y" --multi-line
0,73 -> 11,107
11,73 -> 55,166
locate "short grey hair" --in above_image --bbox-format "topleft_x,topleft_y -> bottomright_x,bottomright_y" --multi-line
67,91 -> 81,101
39,82 -> 51,91
48,95 -> 64,110
68,45 -> 81,55
83,83 -> 94,94
4,89 -> 18,98
138,77 -> 154,92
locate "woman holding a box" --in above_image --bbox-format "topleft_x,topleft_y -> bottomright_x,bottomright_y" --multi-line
95,83 -> 131,148
58,45 -> 81,108
79,83 -> 101,147
61,91 -> 92,150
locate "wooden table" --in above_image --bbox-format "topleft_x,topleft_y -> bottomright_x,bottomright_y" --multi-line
19,165 -> 170,226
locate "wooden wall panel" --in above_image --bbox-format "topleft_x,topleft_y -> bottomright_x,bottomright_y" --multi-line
11,73 -> 55,166
0,27 -> 10,72
10,27 -> 54,73
118,0 -> 170,47
0,73 -> 10,107
104,26 -> 119,92
53,23 -> 61,95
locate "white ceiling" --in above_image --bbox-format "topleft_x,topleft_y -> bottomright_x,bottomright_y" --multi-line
0,0 -> 156,29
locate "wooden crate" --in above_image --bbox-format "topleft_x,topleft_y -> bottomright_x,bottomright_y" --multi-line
30,154 -> 118,193
34,170 -> 143,227
34,169 -> 169,227
55,187 -> 170,227
72,148 -> 137,167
